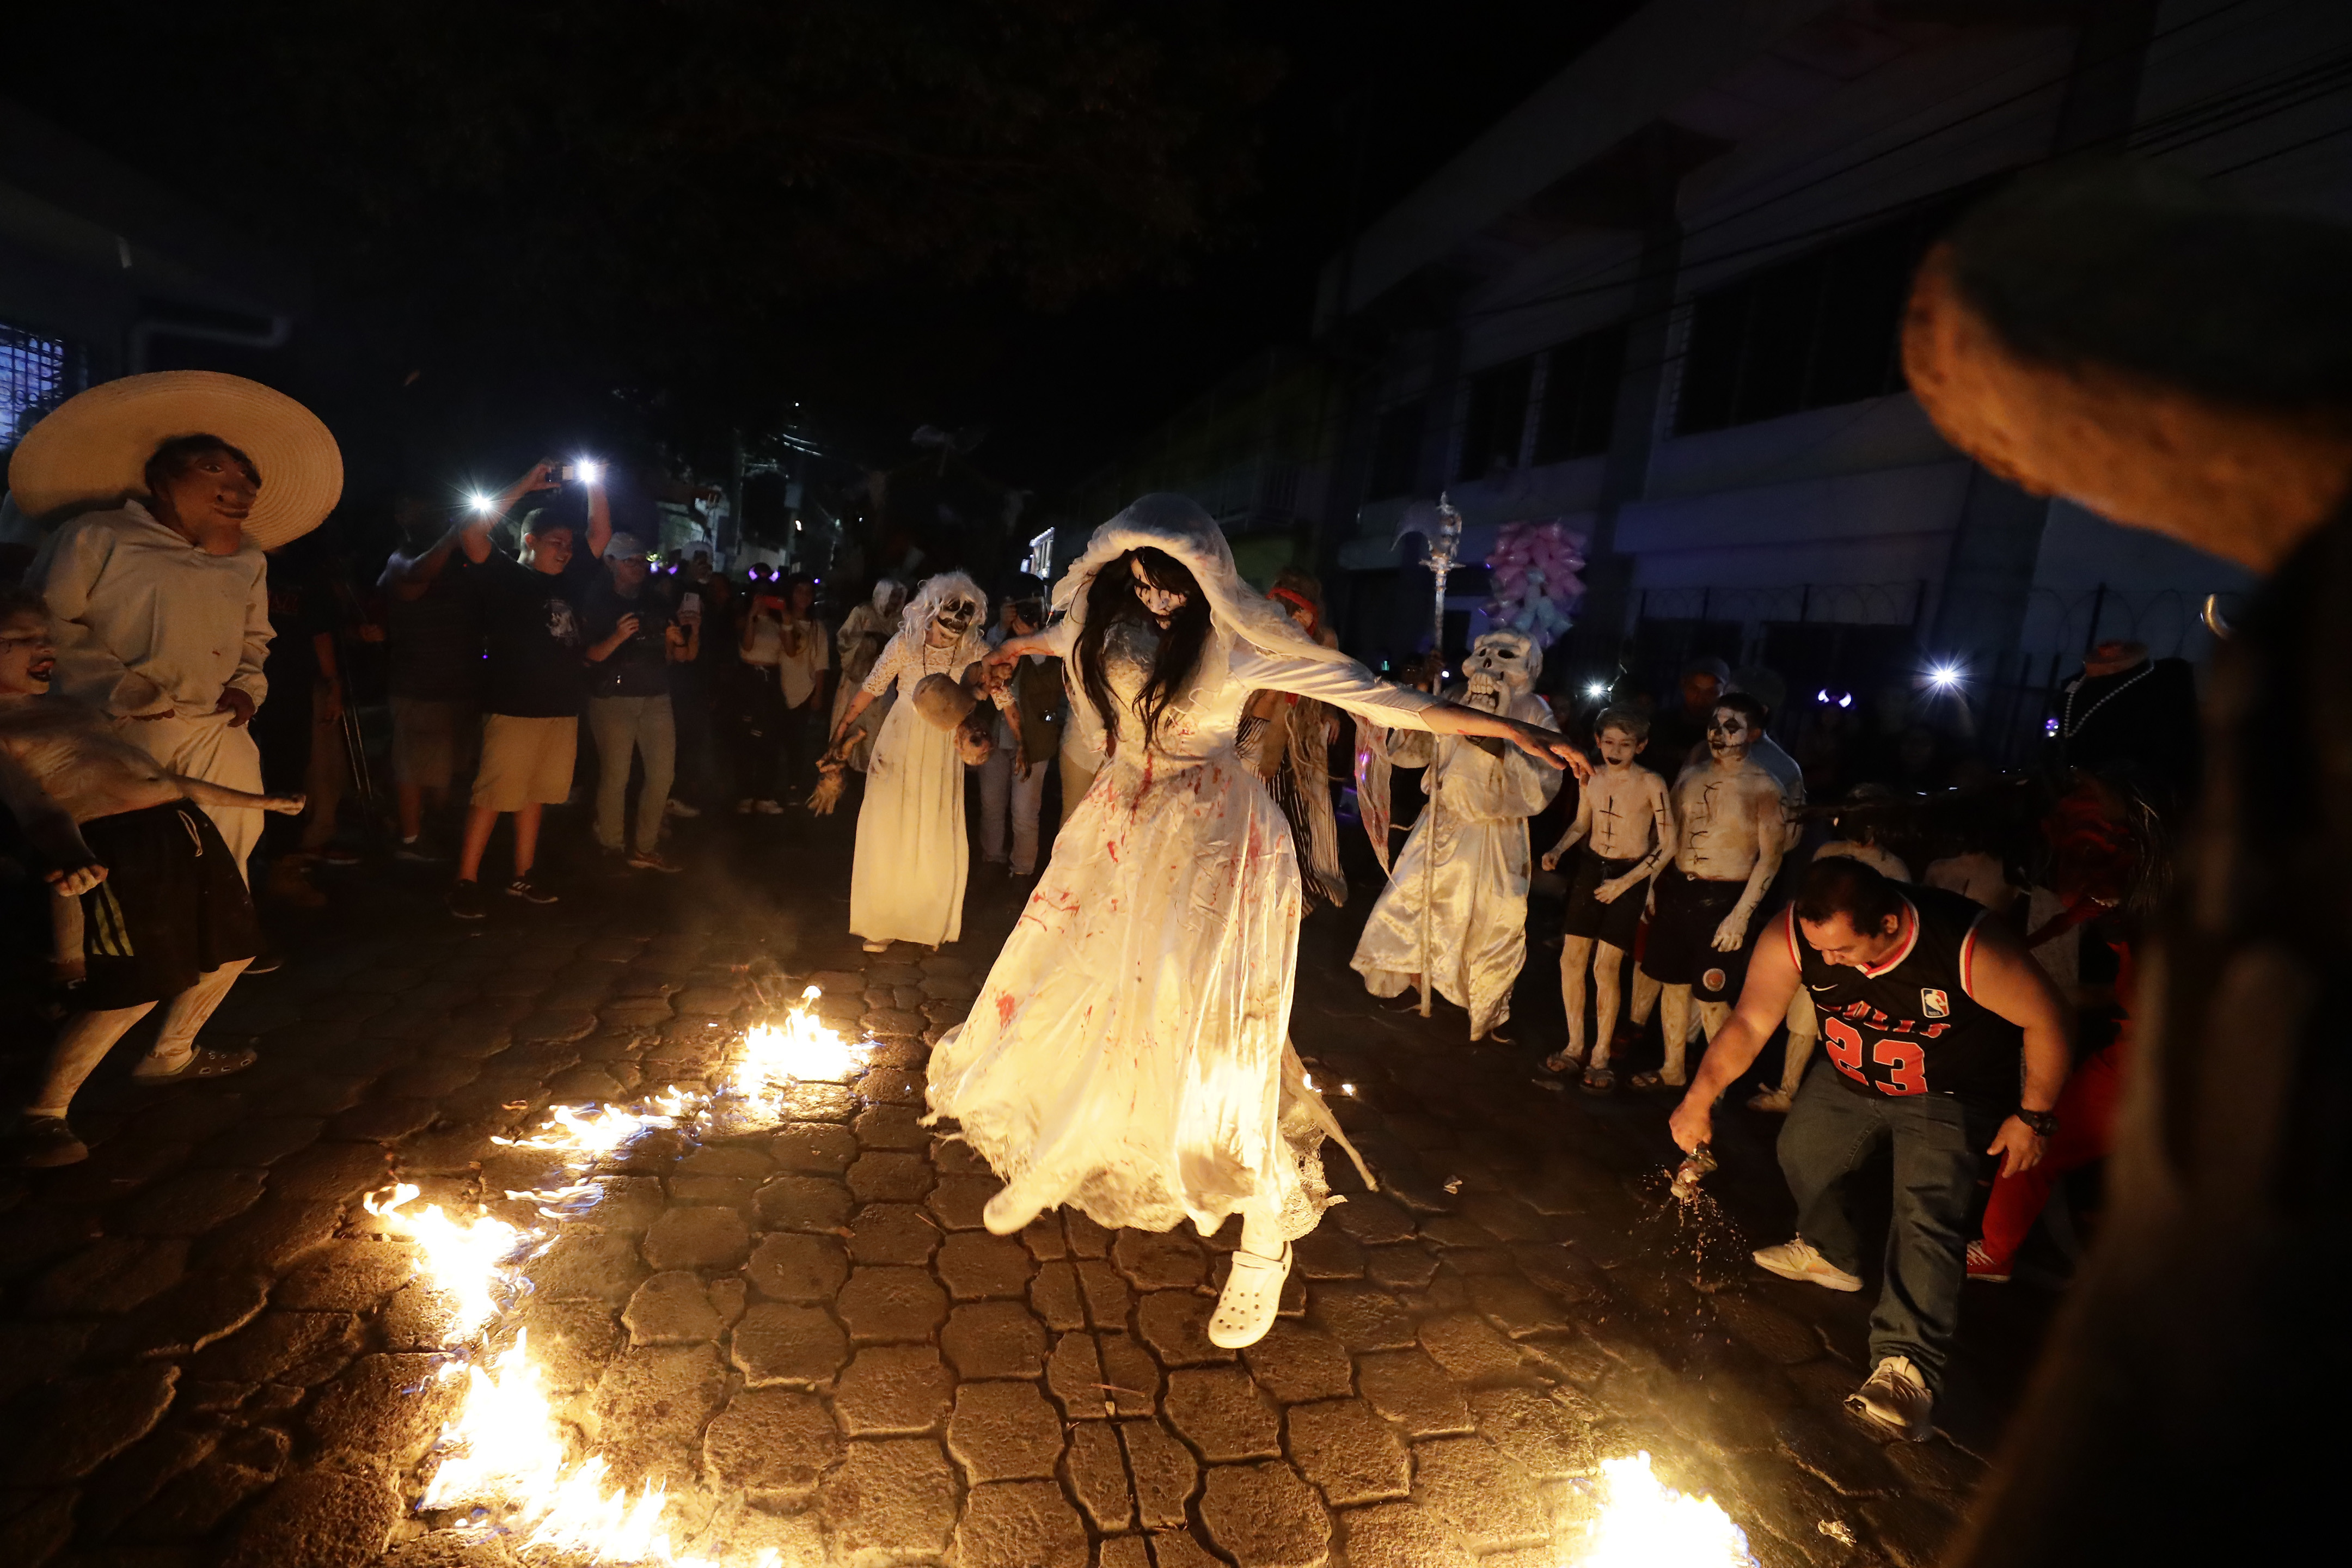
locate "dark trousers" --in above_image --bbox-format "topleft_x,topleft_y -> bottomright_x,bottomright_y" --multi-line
669,665 -> 720,807
1777,1063 -> 1998,1391
732,669 -> 823,801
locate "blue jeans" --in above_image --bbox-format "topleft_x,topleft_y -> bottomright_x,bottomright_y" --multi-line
1777,1062 -> 1999,1391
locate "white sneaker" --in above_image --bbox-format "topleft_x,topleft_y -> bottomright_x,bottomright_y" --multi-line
862,938 -> 891,953
1745,1087 -> 1795,1113
754,799 -> 786,815
1207,1244 -> 1291,1349
1752,1238 -> 1864,1293
1846,1356 -> 1934,1441
664,799 -> 701,819
736,799 -> 757,814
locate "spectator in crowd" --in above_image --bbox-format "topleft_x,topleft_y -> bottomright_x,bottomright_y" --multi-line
772,572 -> 832,801
378,492 -> 482,858
583,532 -> 695,871
732,570 -> 828,811
0,589 -> 304,1166
448,462 -> 609,916
14,373 -> 344,880
1670,857 -> 2069,1440
979,595 -> 1062,879
2052,637 -> 2200,814
249,534 -> 352,908
829,578 -> 905,772
1814,783 -> 1912,880
669,561 -> 731,817
1646,655 -> 1729,777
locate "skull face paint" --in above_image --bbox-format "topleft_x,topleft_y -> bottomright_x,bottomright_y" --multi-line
933,595 -> 981,640
1461,629 -> 1539,714
1130,555 -> 1189,622
1707,703 -> 1756,762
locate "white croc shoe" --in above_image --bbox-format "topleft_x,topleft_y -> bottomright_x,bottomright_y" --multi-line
1207,1244 -> 1291,1349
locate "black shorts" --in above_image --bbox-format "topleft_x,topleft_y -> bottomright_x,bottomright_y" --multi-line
1639,868 -> 1752,1002
76,801 -> 262,1010
1560,848 -> 1646,951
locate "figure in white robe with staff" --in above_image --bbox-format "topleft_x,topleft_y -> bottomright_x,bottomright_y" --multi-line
1350,629 -> 1564,1041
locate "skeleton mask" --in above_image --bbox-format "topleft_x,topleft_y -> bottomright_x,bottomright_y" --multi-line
1707,704 -> 1756,763
874,580 -> 906,616
1461,630 -> 1539,713
933,594 -> 981,639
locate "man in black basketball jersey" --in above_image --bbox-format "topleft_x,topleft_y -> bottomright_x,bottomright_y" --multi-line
1669,857 -> 2069,1441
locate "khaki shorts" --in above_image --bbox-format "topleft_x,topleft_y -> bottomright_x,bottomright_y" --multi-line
392,696 -> 477,788
471,714 -> 577,812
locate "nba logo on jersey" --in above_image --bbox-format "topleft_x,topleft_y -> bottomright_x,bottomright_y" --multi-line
1920,987 -> 1950,1019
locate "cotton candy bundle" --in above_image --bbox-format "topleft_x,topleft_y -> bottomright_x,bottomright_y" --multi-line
1484,518 -> 1586,646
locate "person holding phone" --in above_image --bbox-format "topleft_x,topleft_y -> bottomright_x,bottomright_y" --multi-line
583,533 -> 695,869
734,571 -> 828,810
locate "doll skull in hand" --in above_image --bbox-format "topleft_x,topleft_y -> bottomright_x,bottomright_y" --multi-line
1461,630 -> 1540,714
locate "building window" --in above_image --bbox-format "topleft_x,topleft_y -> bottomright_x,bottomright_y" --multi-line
1024,527 -> 1055,581
1674,194 -> 1970,435
1367,399 -> 1426,501
1,323 -> 83,446
1532,323 -> 1627,463
1456,358 -> 1532,481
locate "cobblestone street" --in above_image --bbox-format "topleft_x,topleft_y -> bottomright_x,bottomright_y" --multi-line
0,807 -> 2058,1568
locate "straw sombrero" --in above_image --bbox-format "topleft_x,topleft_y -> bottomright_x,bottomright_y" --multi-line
6,371 -> 342,548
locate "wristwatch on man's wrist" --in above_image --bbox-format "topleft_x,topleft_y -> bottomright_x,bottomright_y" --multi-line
2016,1108 -> 2060,1138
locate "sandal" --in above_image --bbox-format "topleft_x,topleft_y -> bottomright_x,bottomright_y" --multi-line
1628,1070 -> 1685,1092
1207,1244 -> 1292,1349
132,1045 -> 258,1083
1539,1050 -> 1582,1075
1580,1065 -> 1616,1095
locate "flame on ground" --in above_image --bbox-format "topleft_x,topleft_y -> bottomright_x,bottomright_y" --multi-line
720,986 -> 867,1115
390,993 -> 865,1564
361,1183 -> 533,1345
495,1101 -> 681,1162
1570,1451 -> 1755,1567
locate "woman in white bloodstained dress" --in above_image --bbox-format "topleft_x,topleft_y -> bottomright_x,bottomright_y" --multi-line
924,497 -> 1589,1347
829,573 -> 989,953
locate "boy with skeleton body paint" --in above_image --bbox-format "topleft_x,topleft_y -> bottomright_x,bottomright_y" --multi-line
1634,693 -> 1791,1088
1539,706 -> 1673,1091
1350,629 -> 1563,1040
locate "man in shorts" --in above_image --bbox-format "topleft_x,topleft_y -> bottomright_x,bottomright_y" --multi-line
0,590 -> 304,1166
448,462 -> 610,917
1539,706 -> 1673,1091
1636,691 -> 1790,1088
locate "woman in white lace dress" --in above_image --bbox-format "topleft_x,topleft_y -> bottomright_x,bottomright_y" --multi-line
827,574 -> 987,953
925,497 -> 1586,1347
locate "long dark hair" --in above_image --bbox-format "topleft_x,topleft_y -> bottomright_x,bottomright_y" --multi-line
1075,547 -> 1212,754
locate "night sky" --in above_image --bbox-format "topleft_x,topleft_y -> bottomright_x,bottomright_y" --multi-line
17,2 -> 1637,497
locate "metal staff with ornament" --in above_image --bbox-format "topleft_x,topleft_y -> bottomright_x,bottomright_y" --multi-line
1400,495 -> 1464,1017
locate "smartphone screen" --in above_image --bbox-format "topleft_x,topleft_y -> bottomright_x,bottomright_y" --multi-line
679,592 -> 702,616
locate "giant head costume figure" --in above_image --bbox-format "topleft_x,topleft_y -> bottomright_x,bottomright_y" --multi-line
1461,629 -> 1540,713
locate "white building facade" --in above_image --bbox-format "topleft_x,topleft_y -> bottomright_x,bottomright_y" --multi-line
1312,0 -> 2346,757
